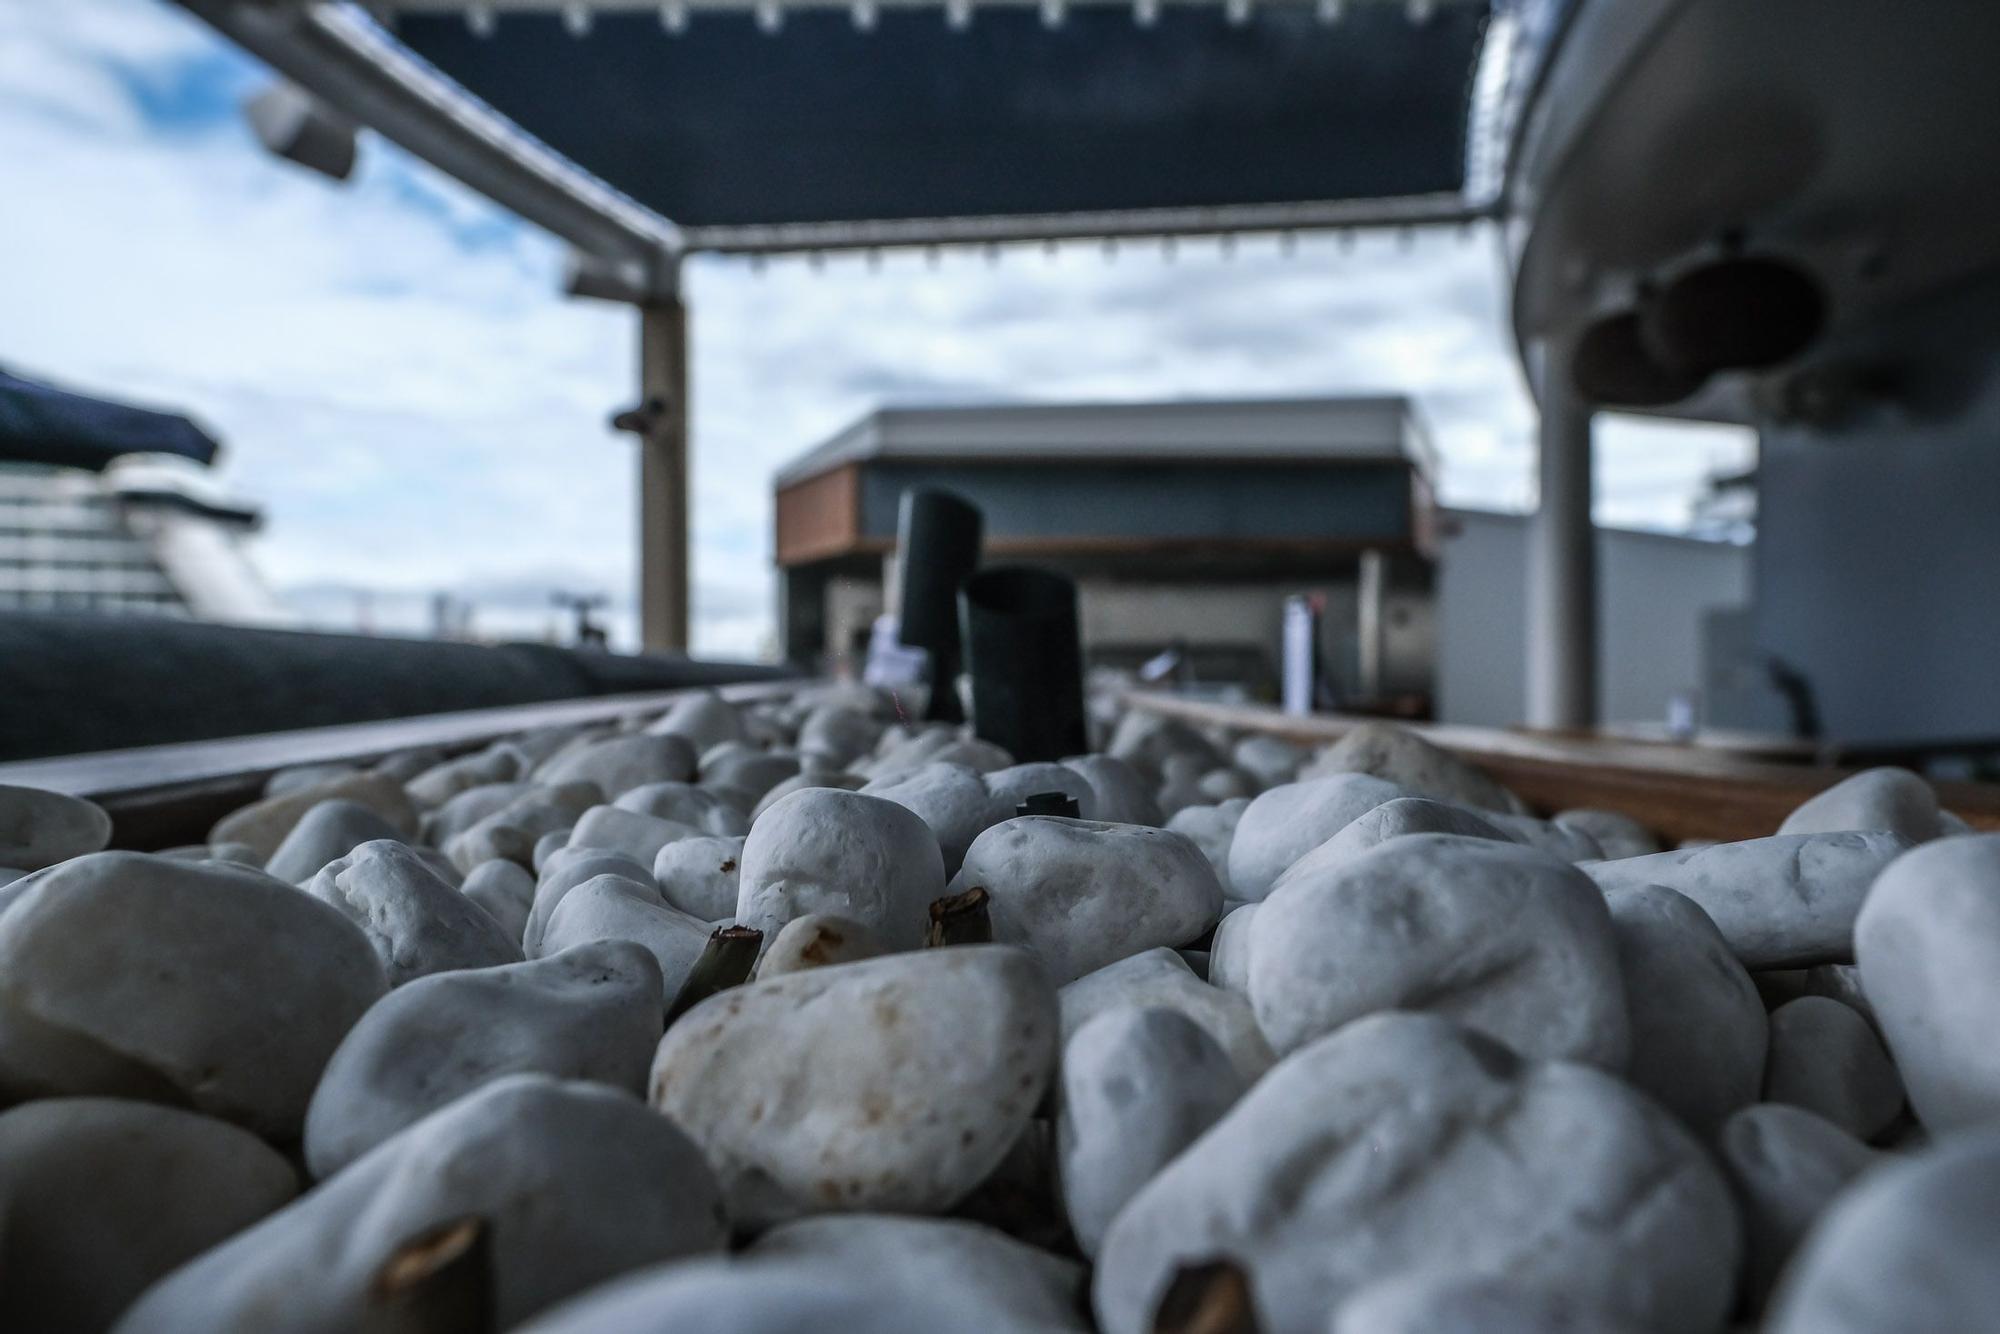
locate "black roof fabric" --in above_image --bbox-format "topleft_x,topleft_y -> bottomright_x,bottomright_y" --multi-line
0,366 -> 220,472
392,3 -> 1488,228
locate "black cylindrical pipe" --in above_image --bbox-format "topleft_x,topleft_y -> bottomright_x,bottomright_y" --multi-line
960,566 -> 1086,763
895,487 -> 983,722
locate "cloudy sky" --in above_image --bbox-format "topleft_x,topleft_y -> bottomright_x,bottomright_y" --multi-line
0,0 -> 1751,657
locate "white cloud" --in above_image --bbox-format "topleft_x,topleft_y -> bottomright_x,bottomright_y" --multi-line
0,0 -> 1749,663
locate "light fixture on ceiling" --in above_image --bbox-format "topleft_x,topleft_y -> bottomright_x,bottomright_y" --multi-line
563,2 -> 593,37
243,81 -> 358,182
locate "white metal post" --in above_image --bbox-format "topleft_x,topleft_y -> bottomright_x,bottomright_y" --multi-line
1526,338 -> 1598,729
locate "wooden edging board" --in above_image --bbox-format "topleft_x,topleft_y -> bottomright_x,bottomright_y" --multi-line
0,680 -> 805,851
1124,691 -> 2000,844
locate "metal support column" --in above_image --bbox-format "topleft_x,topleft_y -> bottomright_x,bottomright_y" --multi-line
638,297 -> 690,653
1526,338 -> 1598,729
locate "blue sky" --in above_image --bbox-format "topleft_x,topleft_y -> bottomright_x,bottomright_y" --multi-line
0,0 -> 1752,656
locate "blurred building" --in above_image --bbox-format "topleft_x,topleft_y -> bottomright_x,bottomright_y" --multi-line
0,460 -> 288,622
774,397 -> 1758,727
774,397 -> 1442,707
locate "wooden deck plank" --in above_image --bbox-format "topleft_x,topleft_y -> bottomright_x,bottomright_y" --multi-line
1125,692 -> 2000,843
0,681 -> 802,850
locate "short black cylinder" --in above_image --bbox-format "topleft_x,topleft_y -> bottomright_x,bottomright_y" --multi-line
960,565 -> 1087,763
895,487 -> 983,722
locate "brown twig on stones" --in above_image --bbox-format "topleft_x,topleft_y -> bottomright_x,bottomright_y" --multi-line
369,1214 -> 493,1334
927,885 -> 993,947
1152,1257 -> 1261,1334
665,925 -> 764,1025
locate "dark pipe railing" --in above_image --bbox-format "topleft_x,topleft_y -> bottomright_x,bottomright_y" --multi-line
959,566 -> 1086,763
893,487 -> 983,724
0,612 -> 793,762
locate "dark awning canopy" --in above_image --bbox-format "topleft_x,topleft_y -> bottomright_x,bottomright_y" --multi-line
387,2 -> 1491,241
0,367 -> 221,472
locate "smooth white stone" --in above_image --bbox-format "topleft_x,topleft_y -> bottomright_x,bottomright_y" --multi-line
860,761 -> 995,874
303,941 -> 664,1178
748,770 -> 865,823
420,780 -> 532,845
519,1220 -> 1084,1334
1764,996 -> 1905,1140
699,744 -> 801,800
369,746 -> 446,785
412,845 -> 464,889
404,746 -> 520,809
645,691 -> 746,754
1058,1007 -> 1245,1257
209,770 -> 418,863
307,840 -> 522,986
614,781 -> 749,836
1767,1126 -> 2000,1334
1249,835 -> 1628,1066
1061,755 -> 1165,826
796,704 -> 885,768
1231,733 -> 1303,788
951,817 -> 1223,986
1604,882 -> 1766,1135
0,784 -> 112,871
524,850 -> 654,955
535,734 -> 697,798
541,874 -> 712,992
743,1215 -> 1087,1330
1194,766 -> 1256,802
1163,798 -> 1250,897
1553,807 -> 1661,859
1299,722 -> 1520,814
1058,947 -> 1273,1082
736,788 -> 945,953
0,1098 -> 298,1334
568,804 -> 703,868
1332,1273 -> 1644,1334
115,1075 -> 727,1334
983,761 -> 1100,823
263,798 -> 403,884
1582,832 -> 1912,968
1483,811 -> 1604,861
653,834 -> 745,920
649,945 -> 1057,1228
1717,1103 -> 1879,1308
1269,796 -> 1513,891
1779,766 -> 1944,843
1856,833 -> 2000,1132
756,913 -> 885,979
1105,710 -> 1222,783
445,781 -> 602,873
1206,901 -> 1257,996
460,857 -> 535,943
1798,962 -> 1879,1032
1093,1012 -> 1739,1334
1225,773 -> 1407,901
532,828 -> 572,874
0,853 -> 385,1140
911,736 -> 1014,774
